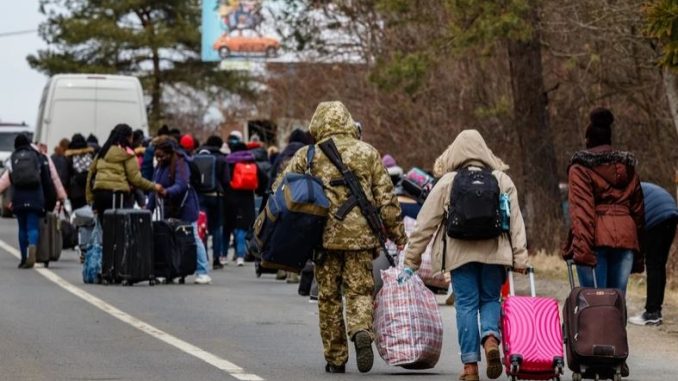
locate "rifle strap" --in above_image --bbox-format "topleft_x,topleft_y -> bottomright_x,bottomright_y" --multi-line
319,139 -> 361,219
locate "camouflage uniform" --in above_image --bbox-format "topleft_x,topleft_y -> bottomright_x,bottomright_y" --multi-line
275,101 -> 407,366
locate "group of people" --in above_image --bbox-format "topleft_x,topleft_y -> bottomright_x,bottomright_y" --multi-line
2,100 -> 676,380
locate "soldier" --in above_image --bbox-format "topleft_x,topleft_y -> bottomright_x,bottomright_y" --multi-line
275,101 -> 406,374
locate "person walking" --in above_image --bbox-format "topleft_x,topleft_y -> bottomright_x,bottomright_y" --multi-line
194,135 -> 230,270
51,138 -> 70,189
86,124 -> 161,217
64,134 -> 95,211
629,182 -> 678,326
6,134 -> 53,268
399,130 -> 528,381
564,108 -> 645,295
147,139 -> 212,285
274,101 -> 406,374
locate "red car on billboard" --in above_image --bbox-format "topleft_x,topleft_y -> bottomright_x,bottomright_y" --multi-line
213,30 -> 280,58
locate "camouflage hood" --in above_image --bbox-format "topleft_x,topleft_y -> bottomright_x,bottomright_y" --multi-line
308,101 -> 358,142
433,129 -> 509,177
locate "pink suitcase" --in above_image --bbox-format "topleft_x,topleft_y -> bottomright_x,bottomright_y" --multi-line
501,268 -> 565,381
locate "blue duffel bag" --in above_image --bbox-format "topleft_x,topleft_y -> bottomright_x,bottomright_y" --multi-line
254,145 -> 329,273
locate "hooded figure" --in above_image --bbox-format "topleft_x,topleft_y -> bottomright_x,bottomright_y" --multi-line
564,108 -> 644,295
65,133 -> 96,210
402,130 -> 528,381
273,101 -> 406,374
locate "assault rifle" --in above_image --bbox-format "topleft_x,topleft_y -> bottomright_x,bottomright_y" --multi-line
318,139 -> 396,267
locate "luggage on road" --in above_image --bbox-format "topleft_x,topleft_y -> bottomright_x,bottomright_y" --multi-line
82,223 -> 102,284
152,202 -> 197,284
254,145 -> 329,273
102,195 -> 154,286
564,260 -> 628,381
374,267 -> 443,369
37,211 -> 62,266
60,211 -> 77,250
501,268 -> 564,380
74,205 -> 96,253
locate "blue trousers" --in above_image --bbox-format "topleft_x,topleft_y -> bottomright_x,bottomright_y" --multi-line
577,248 -> 634,295
451,262 -> 505,364
16,211 -> 40,261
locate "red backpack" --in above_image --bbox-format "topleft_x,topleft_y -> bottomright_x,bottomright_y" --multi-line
230,162 -> 259,191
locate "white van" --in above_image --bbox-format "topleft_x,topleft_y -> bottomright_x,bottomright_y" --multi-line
35,74 -> 148,151
0,122 -> 35,217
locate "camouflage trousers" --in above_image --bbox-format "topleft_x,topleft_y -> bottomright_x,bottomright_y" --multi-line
315,250 -> 375,366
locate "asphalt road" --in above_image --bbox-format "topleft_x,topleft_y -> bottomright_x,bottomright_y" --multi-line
0,218 -> 674,381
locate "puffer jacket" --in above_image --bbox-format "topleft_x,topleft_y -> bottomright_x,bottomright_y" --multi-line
564,145 -> 644,268
86,145 -> 155,204
147,152 -> 200,223
403,130 -> 529,273
275,101 -> 406,251
641,182 -> 678,230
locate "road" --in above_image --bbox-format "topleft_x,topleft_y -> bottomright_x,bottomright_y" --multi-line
0,217 -> 674,381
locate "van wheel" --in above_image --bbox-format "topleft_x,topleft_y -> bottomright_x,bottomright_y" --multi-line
218,47 -> 231,59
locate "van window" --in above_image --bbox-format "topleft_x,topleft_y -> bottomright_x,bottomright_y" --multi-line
0,132 -> 34,151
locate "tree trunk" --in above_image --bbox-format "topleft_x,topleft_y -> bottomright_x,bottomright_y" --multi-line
150,48 -> 162,133
507,7 -> 562,251
663,68 -> 678,136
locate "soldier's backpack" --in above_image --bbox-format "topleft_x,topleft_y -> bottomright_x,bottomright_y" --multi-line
446,167 -> 502,240
10,149 -> 41,188
192,150 -> 217,193
253,145 -> 329,273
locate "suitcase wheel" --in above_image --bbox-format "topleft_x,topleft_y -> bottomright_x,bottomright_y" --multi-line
44,261 -> 49,269
179,277 -> 186,285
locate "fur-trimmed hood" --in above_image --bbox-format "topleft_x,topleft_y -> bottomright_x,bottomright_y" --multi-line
64,147 -> 94,157
569,145 -> 637,188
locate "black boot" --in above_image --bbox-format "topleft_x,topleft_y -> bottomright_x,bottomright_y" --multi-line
353,331 -> 374,373
325,363 -> 346,374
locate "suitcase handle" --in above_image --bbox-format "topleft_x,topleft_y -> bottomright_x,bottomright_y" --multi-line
566,259 -> 598,289
507,266 -> 536,297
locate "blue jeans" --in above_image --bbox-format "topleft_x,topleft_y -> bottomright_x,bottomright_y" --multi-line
192,222 -> 209,276
451,262 -> 506,364
234,228 -> 247,258
16,211 -> 41,261
577,248 -> 634,295
201,195 -> 224,263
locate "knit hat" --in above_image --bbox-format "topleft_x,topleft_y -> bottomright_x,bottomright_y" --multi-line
387,165 -> 404,178
229,130 -> 243,141
180,134 -> 195,151
585,107 -> 613,148
382,154 -> 397,168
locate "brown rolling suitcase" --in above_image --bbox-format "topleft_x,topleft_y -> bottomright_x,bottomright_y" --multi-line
563,260 -> 628,381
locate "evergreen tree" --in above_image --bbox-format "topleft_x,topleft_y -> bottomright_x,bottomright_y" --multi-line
27,0 -> 244,131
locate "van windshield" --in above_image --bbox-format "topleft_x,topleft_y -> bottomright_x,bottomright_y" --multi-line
0,132 -> 34,152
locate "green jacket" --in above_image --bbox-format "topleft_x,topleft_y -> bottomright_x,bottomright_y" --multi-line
275,101 -> 407,251
86,145 -> 154,204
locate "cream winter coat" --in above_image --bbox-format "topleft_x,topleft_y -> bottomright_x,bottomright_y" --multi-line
403,130 -> 529,274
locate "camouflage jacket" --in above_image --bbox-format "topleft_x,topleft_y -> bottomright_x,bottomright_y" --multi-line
275,101 -> 407,251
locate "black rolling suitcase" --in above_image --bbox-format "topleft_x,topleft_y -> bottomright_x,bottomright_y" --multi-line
152,202 -> 197,284
37,211 -> 62,267
101,195 -> 154,286
564,260 -> 628,381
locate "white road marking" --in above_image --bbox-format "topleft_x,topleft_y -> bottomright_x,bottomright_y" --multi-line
0,240 -> 264,381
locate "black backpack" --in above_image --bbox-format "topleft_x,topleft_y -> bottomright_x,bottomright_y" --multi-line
10,149 -> 42,188
192,150 -> 217,193
446,167 -> 502,240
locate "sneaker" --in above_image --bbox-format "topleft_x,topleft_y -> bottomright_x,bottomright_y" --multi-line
236,257 -> 245,267
353,331 -> 374,373
17,260 -> 25,269
194,274 -> 212,285
25,245 -> 37,269
276,270 -> 287,280
286,273 -> 300,284
483,335 -> 502,379
219,256 -> 228,265
629,311 -> 662,326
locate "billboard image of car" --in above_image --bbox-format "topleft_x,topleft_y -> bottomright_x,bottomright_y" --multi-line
202,0 -> 280,62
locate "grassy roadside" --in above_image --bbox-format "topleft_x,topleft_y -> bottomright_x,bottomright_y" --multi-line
528,252 -> 678,336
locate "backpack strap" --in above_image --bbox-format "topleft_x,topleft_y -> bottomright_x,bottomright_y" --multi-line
305,145 -> 315,174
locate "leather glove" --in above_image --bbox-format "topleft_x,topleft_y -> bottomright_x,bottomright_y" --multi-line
397,267 -> 414,285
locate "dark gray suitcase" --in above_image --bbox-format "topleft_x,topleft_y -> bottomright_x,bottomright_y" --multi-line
37,211 -> 62,267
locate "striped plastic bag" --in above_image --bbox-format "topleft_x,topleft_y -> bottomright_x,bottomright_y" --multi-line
374,267 -> 443,369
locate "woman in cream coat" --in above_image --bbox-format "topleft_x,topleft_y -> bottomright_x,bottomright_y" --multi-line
400,130 -> 529,381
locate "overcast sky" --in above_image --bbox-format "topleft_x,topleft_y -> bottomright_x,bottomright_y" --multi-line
0,0 -> 46,126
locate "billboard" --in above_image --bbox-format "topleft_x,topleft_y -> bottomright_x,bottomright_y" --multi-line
201,0 -> 280,63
